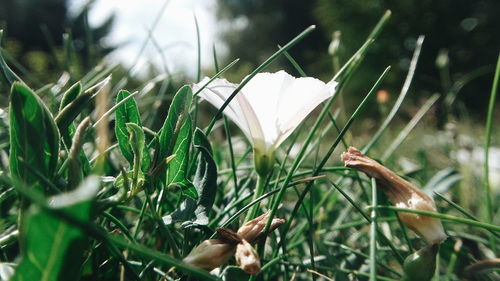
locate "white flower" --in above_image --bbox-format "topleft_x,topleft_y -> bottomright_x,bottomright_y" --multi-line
193,71 -> 337,175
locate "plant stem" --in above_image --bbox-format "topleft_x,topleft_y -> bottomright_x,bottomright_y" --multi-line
245,174 -> 267,221
369,178 -> 378,281
483,52 -> 500,252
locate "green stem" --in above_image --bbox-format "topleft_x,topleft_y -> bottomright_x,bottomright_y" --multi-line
483,52 -> 500,252
369,178 -> 378,281
374,206 -> 500,232
246,174 -> 267,221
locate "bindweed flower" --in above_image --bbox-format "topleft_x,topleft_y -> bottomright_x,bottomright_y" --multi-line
237,211 -> 285,243
235,239 -> 261,275
341,147 -> 447,245
194,71 -> 338,176
183,213 -> 285,273
182,239 -> 236,271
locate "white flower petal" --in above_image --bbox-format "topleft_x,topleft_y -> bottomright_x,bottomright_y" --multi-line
193,72 -> 338,157
193,77 -> 252,140
274,77 -> 334,148
235,93 -> 265,150
326,80 -> 339,96
240,71 -> 294,146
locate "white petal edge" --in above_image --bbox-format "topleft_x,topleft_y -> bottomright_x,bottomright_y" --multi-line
193,77 -> 252,140
274,77 -> 335,148
239,71 -> 292,146
235,93 -> 266,150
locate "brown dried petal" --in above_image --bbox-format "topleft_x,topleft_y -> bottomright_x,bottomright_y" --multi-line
182,239 -> 236,271
237,211 -> 285,243
216,227 -> 242,245
235,239 -> 261,274
341,146 -> 447,244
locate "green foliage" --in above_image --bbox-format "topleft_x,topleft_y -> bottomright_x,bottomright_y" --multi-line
9,82 -> 59,188
0,4 -> 498,281
55,85 -> 94,137
59,82 -> 82,112
115,90 -> 142,167
125,122 -> 147,191
12,177 -> 99,281
158,85 -> 193,161
163,128 -> 217,226
158,85 -> 196,198
167,115 -> 195,198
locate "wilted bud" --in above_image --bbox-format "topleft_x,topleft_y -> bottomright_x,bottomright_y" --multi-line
182,239 -> 236,271
237,211 -> 285,243
216,227 -> 242,245
402,244 -> 439,281
235,239 -> 261,274
341,147 -> 447,244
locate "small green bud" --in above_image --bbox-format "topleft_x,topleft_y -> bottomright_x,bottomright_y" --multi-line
402,244 -> 439,281
254,148 -> 274,177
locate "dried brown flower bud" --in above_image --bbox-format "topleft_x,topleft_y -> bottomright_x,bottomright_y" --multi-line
341,147 -> 447,245
184,214 -> 284,272
237,211 -> 285,243
182,239 -> 236,271
235,239 -> 261,274
216,227 -> 242,245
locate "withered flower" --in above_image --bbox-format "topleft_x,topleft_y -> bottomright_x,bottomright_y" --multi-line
235,239 -> 261,275
182,239 -> 236,271
237,211 -> 285,243
341,147 -> 447,244
183,213 -> 285,273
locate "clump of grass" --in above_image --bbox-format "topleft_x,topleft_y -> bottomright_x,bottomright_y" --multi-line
0,9 -> 499,281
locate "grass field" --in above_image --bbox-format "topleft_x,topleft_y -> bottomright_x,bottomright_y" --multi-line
0,11 -> 499,281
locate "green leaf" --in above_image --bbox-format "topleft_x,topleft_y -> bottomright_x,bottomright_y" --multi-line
167,115 -> 195,198
115,90 -> 142,166
191,128 -> 217,224
158,85 -> 193,162
125,122 -> 148,191
54,88 -> 93,135
126,123 -> 145,165
114,170 -> 145,191
11,177 -> 99,281
9,82 -> 60,188
55,78 -> 108,135
58,82 -> 82,112
163,128 -> 217,226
